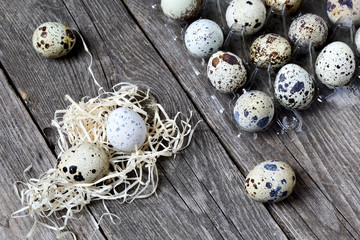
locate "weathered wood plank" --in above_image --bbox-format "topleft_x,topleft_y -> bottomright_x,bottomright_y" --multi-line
0,0 -> 291,239
122,0 -> 360,238
0,69 -> 106,240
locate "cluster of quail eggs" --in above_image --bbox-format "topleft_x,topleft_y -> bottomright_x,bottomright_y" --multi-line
160,0 -> 360,203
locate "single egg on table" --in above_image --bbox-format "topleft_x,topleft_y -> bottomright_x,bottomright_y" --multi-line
207,51 -> 247,93
274,64 -> 316,110
56,143 -> 110,183
233,90 -> 275,132
106,107 -> 147,152
184,19 -> 224,58
326,0 -> 360,25
355,28 -> 360,54
250,33 -> 292,69
288,13 -> 328,48
32,22 -> 76,58
265,0 -> 302,14
161,0 -> 202,21
315,41 -> 356,88
226,0 -> 267,35
245,160 -> 296,203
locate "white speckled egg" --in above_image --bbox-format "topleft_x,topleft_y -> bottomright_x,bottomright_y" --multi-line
161,0 -> 202,20
32,22 -> 76,58
274,64 -> 316,110
250,33 -> 292,69
207,51 -> 247,93
355,28 -> 360,53
265,0 -> 302,14
226,0 -> 266,35
234,90 -> 275,132
315,41 -> 356,87
184,19 -> 224,58
326,0 -> 360,25
106,107 -> 147,152
288,14 -> 328,48
56,143 -> 110,183
245,160 -> 296,203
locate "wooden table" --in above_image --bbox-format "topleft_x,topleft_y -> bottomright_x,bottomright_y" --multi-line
1,0 -> 359,239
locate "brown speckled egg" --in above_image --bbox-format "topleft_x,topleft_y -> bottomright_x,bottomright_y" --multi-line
326,0 -> 360,25
207,51 -> 247,93
161,0 -> 202,21
32,22 -> 76,58
288,14 -> 328,48
250,33 -> 291,69
265,0 -> 302,14
245,160 -> 296,203
355,28 -> 360,54
274,64 -> 316,110
56,143 -> 110,183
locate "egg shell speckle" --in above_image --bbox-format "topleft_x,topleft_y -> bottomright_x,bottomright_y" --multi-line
32,22 -> 76,58
265,0 -> 302,14
274,64 -> 316,110
234,90 -> 275,132
106,107 -> 147,152
161,0 -> 202,20
355,28 -> 360,54
315,41 -> 356,87
326,0 -> 360,25
207,51 -> 247,93
288,13 -> 328,48
250,33 -> 292,69
56,143 -> 110,183
185,19 -> 224,58
226,0 -> 266,35
245,160 -> 296,203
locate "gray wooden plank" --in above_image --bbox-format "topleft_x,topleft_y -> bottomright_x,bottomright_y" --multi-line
0,69 -> 106,240
122,0 -> 360,239
0,0 -> 290,239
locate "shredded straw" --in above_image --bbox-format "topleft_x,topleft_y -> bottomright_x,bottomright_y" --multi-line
12,83 -> 195,239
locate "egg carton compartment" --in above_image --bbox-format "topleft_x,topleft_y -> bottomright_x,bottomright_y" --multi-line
153,0 -> 360,146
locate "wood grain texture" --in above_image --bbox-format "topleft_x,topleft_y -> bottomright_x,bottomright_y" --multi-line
122,0 -> 360,239
0,0 -> 291,239
0,69 -> 106,240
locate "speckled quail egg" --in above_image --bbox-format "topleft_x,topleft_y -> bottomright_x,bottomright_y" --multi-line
56,143 -> 110,183
288,14 -> 328,48
265,0 -> 302,14
234,90 -> 275,132
245,160 -> 296,203
250,33 -> 292,69
315,41 -> 356,87
106,107 -> 147,152
326,0 -> 360,25
226,0 -> 266,35
207,51 -> 247,93
184,19 -> 224,58
32,22 -> 76,58
161,0 -> 202,20
274,64 -> 316,110
355,28 -> 360,54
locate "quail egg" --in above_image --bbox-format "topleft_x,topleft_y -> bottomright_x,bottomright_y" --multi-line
315,41 -> 356,87
245,160 -> 296,203
265,0 -> 302,14
106,107 -> 147,152
234,90 -> 275,132
207,51 -> 247,93
250,33 -> 292,69
326,0 -> 360,25
355,28 -> 360,54
288,14 -> 328,48
274,64 -> 316,110
184,19 -> 224,58
225,0 -> 267,35
56,143 -> 110,183
161,0 -> 202,21
32,22 -> 76,58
